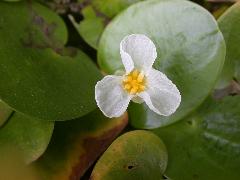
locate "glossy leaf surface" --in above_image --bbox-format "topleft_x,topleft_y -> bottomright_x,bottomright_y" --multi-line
0,1 -> 102,121
153,96 -> 240,179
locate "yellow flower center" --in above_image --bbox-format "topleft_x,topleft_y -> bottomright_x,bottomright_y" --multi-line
122,69 -> 146,95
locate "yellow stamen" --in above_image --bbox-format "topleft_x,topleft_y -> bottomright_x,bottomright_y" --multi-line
124,84 -> 131,90
131,80 -> 137,86
130,87 -> 138,95
137,72 -> 144,82
122,69 -> 146,95
139,85 -> 145,91
132,70 -> 139,78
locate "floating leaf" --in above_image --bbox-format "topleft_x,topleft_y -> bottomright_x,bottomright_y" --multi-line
90,130 -> 168,180
33,110 -> 128,180
0,112 -> 54,164
98,0 -> 226,128
0,1 -> 102,120
70,0 -> 145,49
153,96 -> 240,179
0,100 -> 12,127
217,2 -> 240,88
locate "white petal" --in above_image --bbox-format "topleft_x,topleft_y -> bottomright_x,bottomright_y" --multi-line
120,44 -> 134,74
95,75 -> 131,118
139,69 -> 181,116
120,34 -> 157,73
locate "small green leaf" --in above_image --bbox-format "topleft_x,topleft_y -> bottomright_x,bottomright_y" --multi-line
98,0 -> 226,128
0,100 -> 12,127
90,130 -> 168,180
70,0 -> 145,49
0,112 -> 54,164
217,2 -> 240,88
33,110 -> 128,179
91,0 -> 145,17
153,96 -> 240,179
69,6 -> 105,49
0,1 -> 102,120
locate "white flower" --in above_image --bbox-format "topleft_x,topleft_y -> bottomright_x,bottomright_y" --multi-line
95,34 -> 181,118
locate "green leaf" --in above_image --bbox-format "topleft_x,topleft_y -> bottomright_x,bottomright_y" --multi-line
98,0 -> 225,128
90,130 -> 168,180
69,6 -> 105,49
90,0 -> 146,17
70,0 -> 145,49
0,112 -> 54,164
153,96 -> 240,179
33,110 -> 128,179
0,100 -> 12,127
217,2 -> 240,88
0,1 -> 102,121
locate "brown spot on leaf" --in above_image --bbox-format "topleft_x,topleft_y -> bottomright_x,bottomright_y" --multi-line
21,3 -> 77,57
213,80 -> 240,99
123,162 -> 138,171
70,114 -> 128,180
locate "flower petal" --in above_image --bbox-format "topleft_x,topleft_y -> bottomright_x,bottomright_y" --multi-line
139,69 -> 181,116
95,75 -> 132,118
120,34 -> 157,73
120,44 -> 134,74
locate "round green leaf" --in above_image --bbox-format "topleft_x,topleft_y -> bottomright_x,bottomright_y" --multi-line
90,130 -> 168,180
0,100 -> 12,127
153,96 -> 240,179
98,0 -> 225,128
70,0 -> 145,49
217,2 -> 240,88
0,112 -> 54,164
0,1 -> 102,120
